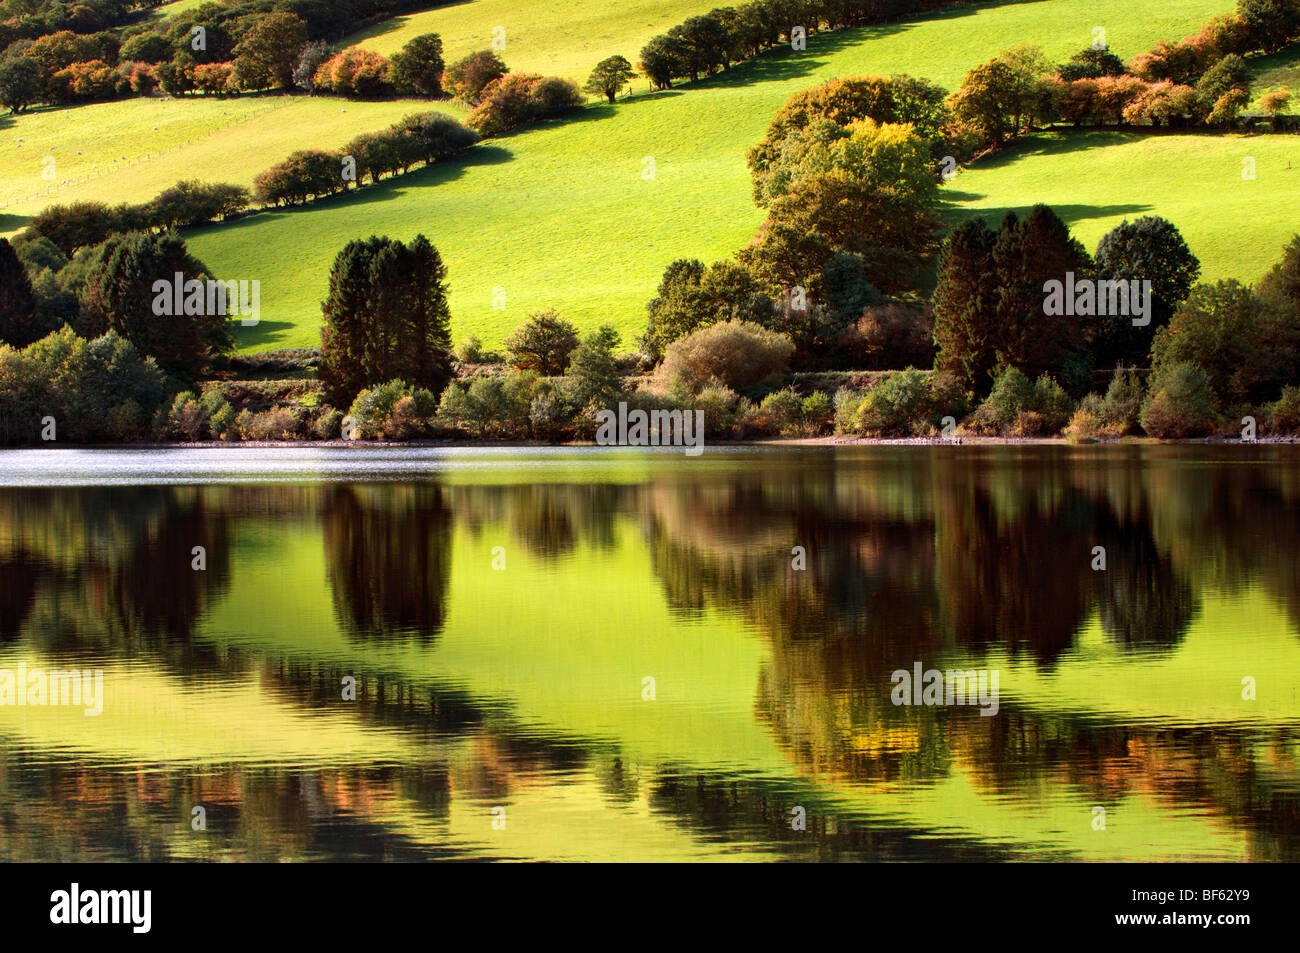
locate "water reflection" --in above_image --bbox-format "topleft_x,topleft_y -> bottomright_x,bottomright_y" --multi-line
0,446 -> 1297,861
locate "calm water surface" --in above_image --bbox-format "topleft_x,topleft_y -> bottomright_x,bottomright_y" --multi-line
0,444 -> 1297,861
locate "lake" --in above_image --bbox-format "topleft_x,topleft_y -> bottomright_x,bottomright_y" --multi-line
0,444 -> 1296,861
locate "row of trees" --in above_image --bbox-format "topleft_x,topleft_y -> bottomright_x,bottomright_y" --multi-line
637,0 -> 974,90
0,10 -> 451,109
254,111 -> 477,205
12,110 -> 476,264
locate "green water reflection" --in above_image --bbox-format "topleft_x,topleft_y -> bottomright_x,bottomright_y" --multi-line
0,445 -> 1297,861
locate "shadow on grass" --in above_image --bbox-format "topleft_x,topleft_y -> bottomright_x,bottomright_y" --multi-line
941,201 -> 1154,231
692,0 -> 1050,92
0,212 -> 29,232
341,0 -> 474,46
232,319 -> 301,352
184,143 -> 514,240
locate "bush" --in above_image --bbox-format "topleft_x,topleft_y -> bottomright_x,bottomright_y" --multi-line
848,368 -> 929,436
466,72 -> 582,136
346,379 -> 438,439
969,367 -> 1073,436
0,328 -> 167,445
1269,386 -> 1300,434
241,406 -> 304,441
505,309 -> 578,375
660,319 -> 794,392
1099,365 -> 1146,434
1139,362 -> 1219,437
436,371 -> 540,438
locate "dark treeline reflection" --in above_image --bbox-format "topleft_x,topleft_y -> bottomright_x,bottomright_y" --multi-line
322,485 -> 452,643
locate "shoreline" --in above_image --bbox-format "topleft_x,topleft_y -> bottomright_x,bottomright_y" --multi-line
2,435 -> 1296,451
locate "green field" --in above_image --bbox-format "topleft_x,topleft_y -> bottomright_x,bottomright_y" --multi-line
195,0 -> 1234,351
0,97 -> 459,219
350,0 -> 719,82
1249,43 -> 1300,104
946,130 -> 1300,284
3,0 -> 1252,351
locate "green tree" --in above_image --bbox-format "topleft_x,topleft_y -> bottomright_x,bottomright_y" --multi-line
642,259 -> 771,360
1197,53 -> 1251,100
0,238 -> 40,348
566,324 -> 623,408
949,46 -> 1053,146
1093,216 -> 1201,366
80,231 -> 232,382
0,57 -> 43,113
584,54 -> 636,103
638,34 -> 688,90
1057,47 -> 1127,81
1237,0 -> 1300,53
932,217 -> 1000,391
505,308 -> 580,375
991,205 -> 1093,387
390,33 -> 445,97
231,12 -> 306,91
319,235 -> 453,407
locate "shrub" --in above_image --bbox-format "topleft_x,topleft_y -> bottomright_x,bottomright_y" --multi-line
969,367 -> 1072,436
446,50 -> 507,104
801,391 -> 833,434
436,372 -> 537,438
505,309 -> 579,375
466,72 -> 583,136
1269,386 -> 1300,434
694,383 -> 746,439
1065,393 -> 1113,441
1099,365 -> 1145,434
242,406 -> 303,441
853,367 -> 929,436
660,319 -> 793,391
751,387 -> 803,436
1139,362 -> 1219,437
346,379 -> 437,439
313,407 -> 344,440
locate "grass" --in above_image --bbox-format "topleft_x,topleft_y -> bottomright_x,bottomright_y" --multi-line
1248,43 -> 1300,106
349,0 -> 721,82
0,96 -> 458,218
944,130 -> 1300,284
2,0 -> 1239,351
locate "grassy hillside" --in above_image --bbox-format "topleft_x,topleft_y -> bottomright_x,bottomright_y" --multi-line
3,0 -> 1239,351
945,130 -> 1299,284
184,0 -> 1233,352
0,96 -> 458,221
350,0 -> 720,82
1248,43 -> 1300,105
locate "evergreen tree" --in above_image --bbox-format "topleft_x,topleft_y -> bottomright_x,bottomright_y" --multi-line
320,235 -> 454,408
992,204 -> 1092,386
0,238 -> 39,348
932,217 -> 999,391
80,231 -> 231,382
